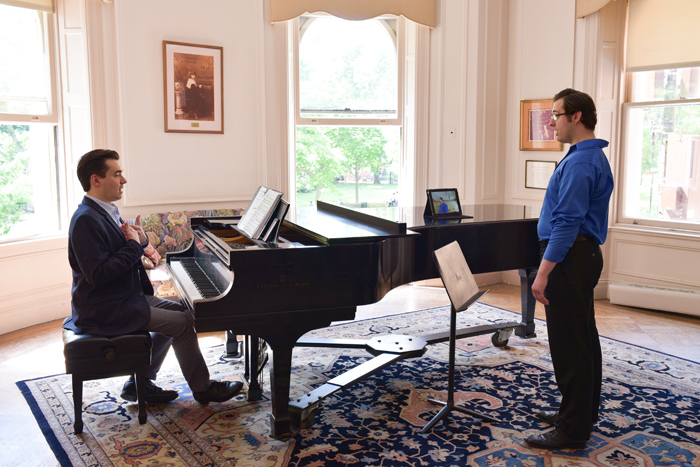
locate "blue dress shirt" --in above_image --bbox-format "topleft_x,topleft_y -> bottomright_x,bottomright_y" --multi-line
537,138 -> 614,263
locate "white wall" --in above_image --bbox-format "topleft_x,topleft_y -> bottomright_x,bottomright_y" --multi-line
3,0 -> 698,336
110,0 -> 270,219
0,0 -> 276,335
505,0 -> 576,206
426,0 -> 510,206
0,0 -> 583,334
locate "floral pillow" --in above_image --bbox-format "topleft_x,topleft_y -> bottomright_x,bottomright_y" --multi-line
140,209 -> 243,261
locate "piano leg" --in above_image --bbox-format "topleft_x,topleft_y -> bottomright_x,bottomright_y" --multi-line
516,268 -> 538,338
267,335 -> 301,440
244,335 -> 264,401
265,310 -> 354,440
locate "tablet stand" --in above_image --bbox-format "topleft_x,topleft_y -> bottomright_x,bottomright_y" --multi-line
420,241 -> 500,433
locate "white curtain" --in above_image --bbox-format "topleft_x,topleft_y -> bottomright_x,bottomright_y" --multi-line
270,0 -> 435,28
626,0 -> 700,72
0,0 -> 53,12
576,0 -> 614,18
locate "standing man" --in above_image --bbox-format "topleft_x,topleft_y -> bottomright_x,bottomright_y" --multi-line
64,149 -> 243,405
438,197 -> 449,214
525,89 -> 614,450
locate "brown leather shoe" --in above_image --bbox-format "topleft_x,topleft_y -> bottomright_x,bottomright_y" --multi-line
536,410 -> 559,424
525,429 -> 587,450
193,380 -> 243,404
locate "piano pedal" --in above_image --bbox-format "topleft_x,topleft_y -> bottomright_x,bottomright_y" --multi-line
257,339 -> 269,382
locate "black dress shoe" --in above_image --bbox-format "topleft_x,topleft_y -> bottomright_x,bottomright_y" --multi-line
193,380 -> 243,404
120,379 -> 178,404
525,429 -> 587,450
536,410 -> 559,424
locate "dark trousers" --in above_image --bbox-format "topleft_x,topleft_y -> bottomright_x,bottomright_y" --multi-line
141,295 -> 210,392
543,239 -> 603,440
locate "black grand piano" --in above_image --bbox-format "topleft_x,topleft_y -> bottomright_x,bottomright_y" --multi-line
166,201 -> 540,439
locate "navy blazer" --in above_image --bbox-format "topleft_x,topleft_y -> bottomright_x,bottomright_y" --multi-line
64,196 -> 154,335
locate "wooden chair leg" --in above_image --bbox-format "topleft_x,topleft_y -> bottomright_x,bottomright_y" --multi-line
72,374 -> 84,434
134,366 -> 148,425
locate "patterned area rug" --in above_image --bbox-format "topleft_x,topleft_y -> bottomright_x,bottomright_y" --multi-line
18,304 -> 700,466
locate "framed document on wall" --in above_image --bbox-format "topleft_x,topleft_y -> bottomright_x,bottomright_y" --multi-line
525,160 -> 557,189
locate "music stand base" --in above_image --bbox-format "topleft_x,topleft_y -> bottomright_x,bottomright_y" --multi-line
421,398 -> 500,434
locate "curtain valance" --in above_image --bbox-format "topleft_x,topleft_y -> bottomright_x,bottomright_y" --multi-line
270,0 -> 435,28
576,0 -> 614,19
626,0 -> 700,72
0,0 -> 53,13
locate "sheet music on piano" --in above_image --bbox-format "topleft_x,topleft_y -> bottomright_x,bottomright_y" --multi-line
236,186 -> 283,240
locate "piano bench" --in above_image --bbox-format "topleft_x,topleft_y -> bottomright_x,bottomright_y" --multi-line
62,321 -> 152,434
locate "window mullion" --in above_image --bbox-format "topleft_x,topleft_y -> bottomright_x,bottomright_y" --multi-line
297,118 -> 401,126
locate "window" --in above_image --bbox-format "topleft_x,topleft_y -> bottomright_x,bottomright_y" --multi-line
293,15 -> 404,208
621,67 -> 700,230
0,3 -> 62,241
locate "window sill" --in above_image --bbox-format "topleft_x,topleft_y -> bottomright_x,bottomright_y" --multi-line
0,234 -> 69,260
610,223 -> 700,240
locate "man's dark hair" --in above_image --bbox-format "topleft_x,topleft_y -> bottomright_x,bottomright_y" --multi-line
553,88 -> 597,131
76,149 -> 120,192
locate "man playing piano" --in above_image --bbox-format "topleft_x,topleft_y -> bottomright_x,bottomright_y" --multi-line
63,149 -> 243,404
526,89 -> 614,450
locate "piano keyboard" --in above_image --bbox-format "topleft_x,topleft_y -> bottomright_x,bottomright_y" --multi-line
169,259 -> 222,301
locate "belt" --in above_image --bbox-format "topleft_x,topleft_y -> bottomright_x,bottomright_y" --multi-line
539,234 -> 593,249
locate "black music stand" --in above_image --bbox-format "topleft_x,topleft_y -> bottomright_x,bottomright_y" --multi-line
421,241 -> 500,433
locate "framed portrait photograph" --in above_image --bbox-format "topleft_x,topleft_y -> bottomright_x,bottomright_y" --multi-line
519,99 -> 563,151
163,41 -> 223,133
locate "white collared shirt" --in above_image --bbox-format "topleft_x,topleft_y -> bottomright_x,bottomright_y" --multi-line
86,194 -> 121,225
85,195 -> 148,248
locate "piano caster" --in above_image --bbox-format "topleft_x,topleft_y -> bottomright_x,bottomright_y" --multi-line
223,332 -> 243,359
288,402 -> 318,437
491,328 -> 513,348
300,407 -> 318,429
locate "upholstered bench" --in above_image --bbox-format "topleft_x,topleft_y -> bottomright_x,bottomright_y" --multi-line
62,320 -> 152,434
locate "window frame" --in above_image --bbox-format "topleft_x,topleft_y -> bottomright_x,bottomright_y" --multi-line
0,7 -> 59,125
0,6 -> 64,244
618,93 -> 700,232
288,13 -> 408,209
294,14 -> 404,127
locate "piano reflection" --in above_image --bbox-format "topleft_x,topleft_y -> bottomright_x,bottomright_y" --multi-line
166,200 -> 540,439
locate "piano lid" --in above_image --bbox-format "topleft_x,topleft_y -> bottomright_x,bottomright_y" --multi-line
288,201 -> 417,245
411,204 -> 541,229
294,203 -> 539,230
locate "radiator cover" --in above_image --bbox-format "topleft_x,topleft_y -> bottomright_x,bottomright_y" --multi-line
609,282 -> 700,317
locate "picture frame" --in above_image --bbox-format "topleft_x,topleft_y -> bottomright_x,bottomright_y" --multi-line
519,99 -> 562,151
525,160 -> 557,189
163,41 -> 223,134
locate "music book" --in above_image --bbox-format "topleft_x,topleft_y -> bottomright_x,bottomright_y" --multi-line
237,186 -> 284,240
261,199 -> 289,243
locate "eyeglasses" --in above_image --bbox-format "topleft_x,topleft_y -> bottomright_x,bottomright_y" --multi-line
551,111 -> 572,121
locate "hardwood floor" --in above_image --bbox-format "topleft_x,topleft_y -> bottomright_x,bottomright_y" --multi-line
1,283 -> 699,466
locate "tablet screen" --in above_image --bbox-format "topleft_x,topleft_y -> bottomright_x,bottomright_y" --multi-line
426,188 -> 462,218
